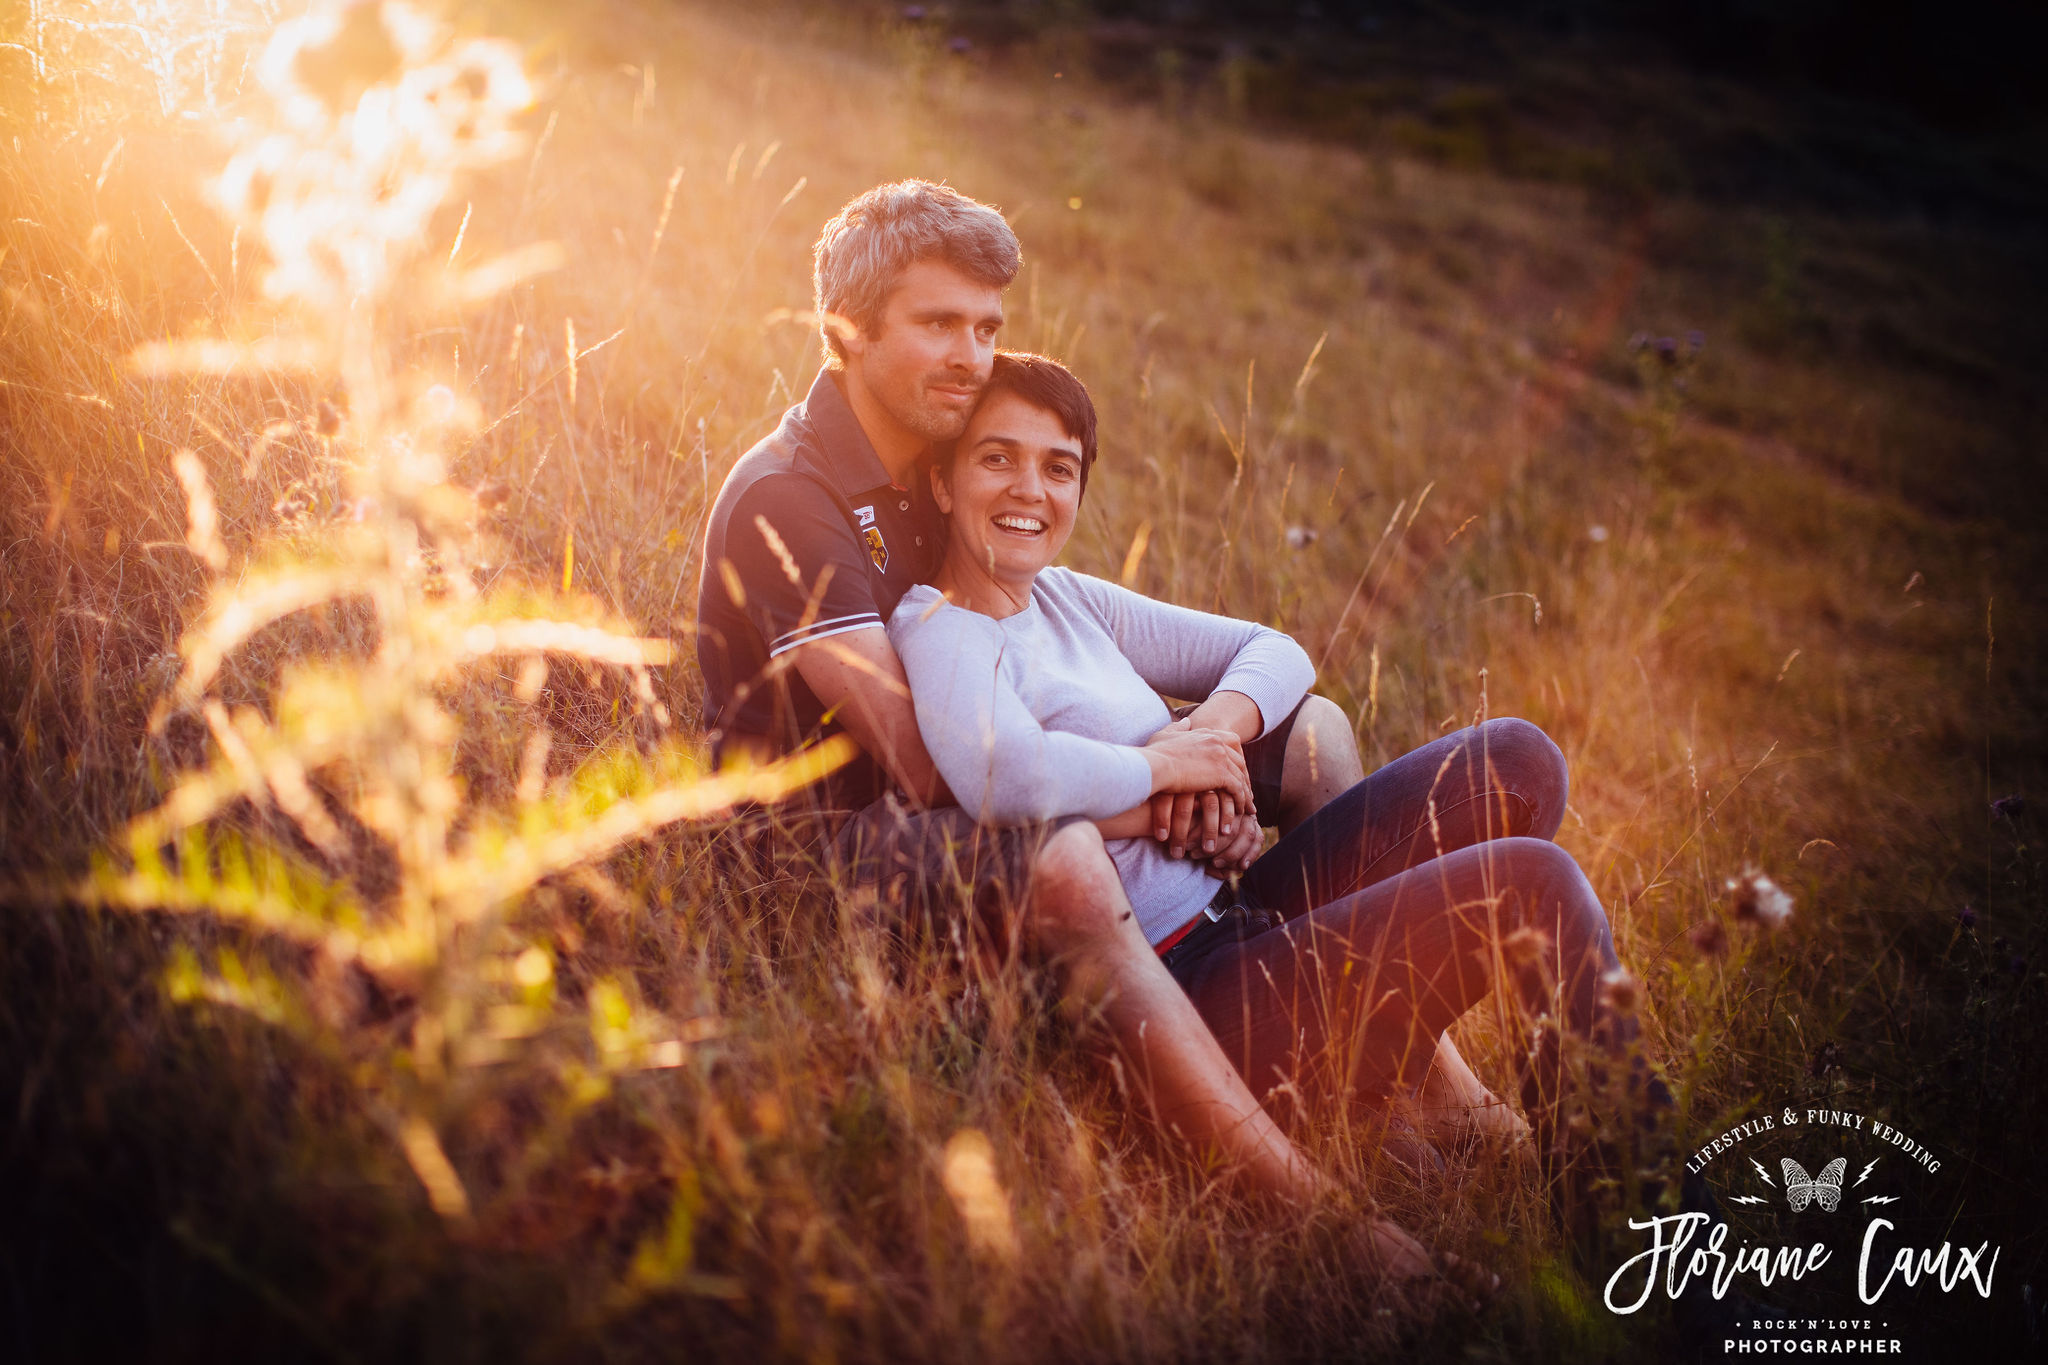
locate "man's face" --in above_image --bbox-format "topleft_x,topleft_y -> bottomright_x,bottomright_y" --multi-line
841,258 -> 1004,448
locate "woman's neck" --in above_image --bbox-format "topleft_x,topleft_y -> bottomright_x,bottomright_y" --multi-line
929,548 -> 1036,620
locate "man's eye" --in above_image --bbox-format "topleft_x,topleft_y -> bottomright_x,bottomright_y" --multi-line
976,324 -> 999,341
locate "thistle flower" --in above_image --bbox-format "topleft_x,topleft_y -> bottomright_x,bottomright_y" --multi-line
1726,865 -> 1793,930
1502,924 -> 1551,967
1599,966 -> 1640,1016
1687,918 -> 1730,956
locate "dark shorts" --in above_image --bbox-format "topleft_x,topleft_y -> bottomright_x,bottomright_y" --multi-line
830,698 -> 1307,921
829,796 -> 1082,935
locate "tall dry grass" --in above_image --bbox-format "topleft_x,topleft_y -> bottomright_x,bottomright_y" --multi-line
3,1 -> 2043,1360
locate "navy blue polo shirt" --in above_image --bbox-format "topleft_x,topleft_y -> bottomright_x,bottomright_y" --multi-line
696,367 -> 943,809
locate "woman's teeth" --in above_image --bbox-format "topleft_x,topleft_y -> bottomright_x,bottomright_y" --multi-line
993,515 -> 1044,533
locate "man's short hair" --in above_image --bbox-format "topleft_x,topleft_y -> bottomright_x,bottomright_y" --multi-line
813,180 -> 1021,366
961,350 -> 1100,494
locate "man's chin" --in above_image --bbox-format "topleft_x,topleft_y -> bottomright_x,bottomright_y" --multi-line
906,406 -> 973,444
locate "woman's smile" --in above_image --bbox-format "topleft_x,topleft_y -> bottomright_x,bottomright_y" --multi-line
930,388 -> 1085,616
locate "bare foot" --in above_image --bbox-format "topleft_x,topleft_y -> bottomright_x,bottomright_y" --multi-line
1418,1035 -> 1531,1147
1360,1215 -> 1435,1282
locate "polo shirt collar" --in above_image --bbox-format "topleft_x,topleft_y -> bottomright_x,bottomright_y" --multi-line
804,367 -> 904,494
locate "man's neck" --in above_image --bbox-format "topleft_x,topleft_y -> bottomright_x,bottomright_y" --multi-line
831,369 -> 923,484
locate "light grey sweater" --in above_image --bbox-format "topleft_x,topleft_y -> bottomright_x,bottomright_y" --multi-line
887,567 -> 1315,945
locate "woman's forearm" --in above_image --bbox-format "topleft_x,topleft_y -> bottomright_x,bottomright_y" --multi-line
1179,689 -> 1263,742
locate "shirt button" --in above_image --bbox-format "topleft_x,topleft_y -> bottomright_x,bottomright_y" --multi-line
899,501 -> 910,511
915,536 -> 923,546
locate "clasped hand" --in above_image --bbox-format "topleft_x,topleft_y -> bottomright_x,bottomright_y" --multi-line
1140,717 -> 1263,875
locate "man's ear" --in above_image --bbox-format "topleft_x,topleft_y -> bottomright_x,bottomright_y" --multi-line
928,460 -> 952,514
822,311 -> 863,360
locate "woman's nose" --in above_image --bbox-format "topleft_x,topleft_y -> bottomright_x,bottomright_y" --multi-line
1012,462 -> 1045,500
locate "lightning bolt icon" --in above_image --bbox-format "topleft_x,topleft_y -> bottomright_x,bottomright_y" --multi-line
1730,1195 -> 1769,1206
1863,1195 -> 1900,1205
1855,1159 -> 1879,1187
1751,1157 -> 1774,1186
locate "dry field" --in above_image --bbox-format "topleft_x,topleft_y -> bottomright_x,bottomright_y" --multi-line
2,1 -> 2043,1359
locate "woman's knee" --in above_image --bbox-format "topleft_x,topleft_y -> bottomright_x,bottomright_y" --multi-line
1475,718 -> 1568,839
1500,837 -> 1612,958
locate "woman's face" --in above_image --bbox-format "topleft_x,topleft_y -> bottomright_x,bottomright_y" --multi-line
932,388 -> 1085,597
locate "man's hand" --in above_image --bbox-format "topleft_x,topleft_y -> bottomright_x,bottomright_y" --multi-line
1203,805 -> 1263,877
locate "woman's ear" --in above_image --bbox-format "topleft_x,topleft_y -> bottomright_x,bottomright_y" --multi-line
929,459 -> 952,514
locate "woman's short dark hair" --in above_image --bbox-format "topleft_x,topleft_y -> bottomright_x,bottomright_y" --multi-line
975,350 -> 1099,493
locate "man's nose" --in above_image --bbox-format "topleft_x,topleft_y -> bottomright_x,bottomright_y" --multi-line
942,326 -> 975,370
946,326 -> 990,375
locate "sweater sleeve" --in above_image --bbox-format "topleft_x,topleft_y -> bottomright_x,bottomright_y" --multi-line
1055,570 -> 1315,737
887,590 -> 1156,823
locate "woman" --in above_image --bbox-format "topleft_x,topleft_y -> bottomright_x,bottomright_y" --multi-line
887,352 -> 1644,1224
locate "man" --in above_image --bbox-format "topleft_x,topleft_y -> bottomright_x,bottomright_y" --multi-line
694,181 -> 1417,1238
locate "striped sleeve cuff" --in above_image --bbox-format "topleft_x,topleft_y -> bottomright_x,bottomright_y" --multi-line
767,612 -> 884,657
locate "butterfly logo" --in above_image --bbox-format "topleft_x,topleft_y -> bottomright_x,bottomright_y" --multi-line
1782,1157 -> 1847,1212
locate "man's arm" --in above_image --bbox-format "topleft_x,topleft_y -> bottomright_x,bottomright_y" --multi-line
787,626 -> 950,809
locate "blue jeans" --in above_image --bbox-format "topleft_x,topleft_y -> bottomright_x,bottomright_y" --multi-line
1166,718 -> 1626,1117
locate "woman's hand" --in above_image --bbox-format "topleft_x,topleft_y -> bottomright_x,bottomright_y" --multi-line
1139,725 -> 1254,813
1145,715 -> 1262,862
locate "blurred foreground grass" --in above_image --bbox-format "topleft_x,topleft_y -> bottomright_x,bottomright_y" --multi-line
2,1 -> 2043,1359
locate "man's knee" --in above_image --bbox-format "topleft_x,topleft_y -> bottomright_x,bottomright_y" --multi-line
1285,693 -> 1364,791
1476,717 -> 1568,838
1025,821 -> 1130,950
1296,694 -> 1354,754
